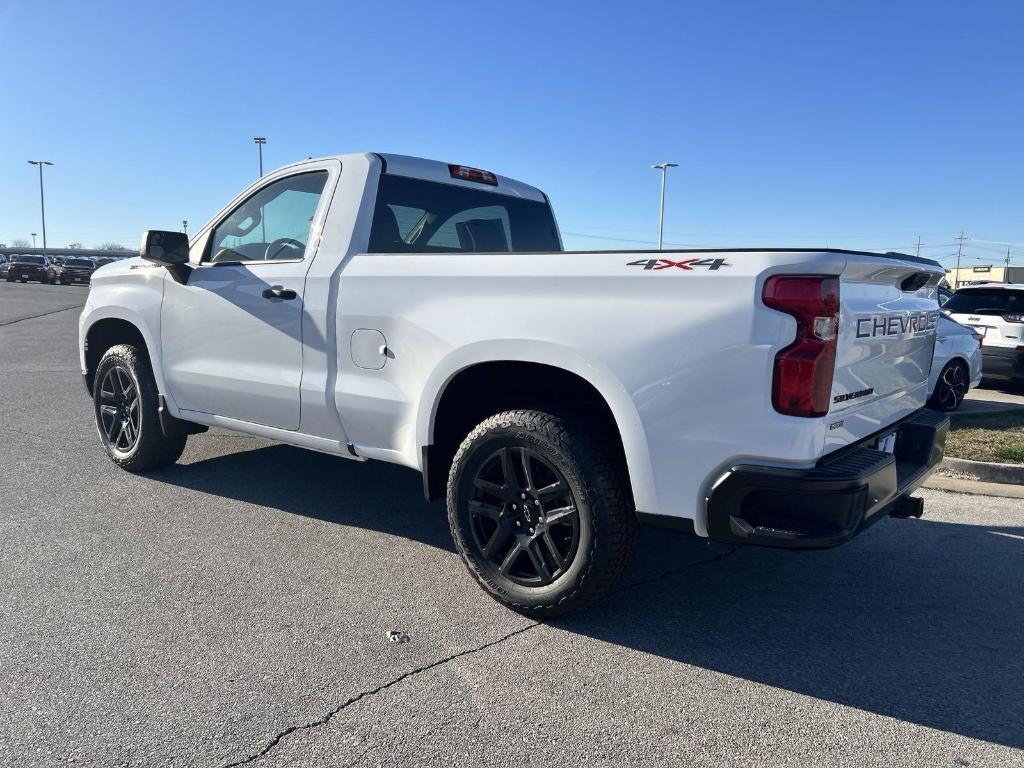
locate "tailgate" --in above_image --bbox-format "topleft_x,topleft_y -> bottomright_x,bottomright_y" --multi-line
825,254 -> 943,452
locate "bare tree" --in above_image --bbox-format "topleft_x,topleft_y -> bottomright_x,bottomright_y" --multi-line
98,242 -> 131,252
66,242 -> 83,249
11,238 -> 30,248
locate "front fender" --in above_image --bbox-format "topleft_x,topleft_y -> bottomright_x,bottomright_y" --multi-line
415,339 -> 659,517
79,268 -> 175,411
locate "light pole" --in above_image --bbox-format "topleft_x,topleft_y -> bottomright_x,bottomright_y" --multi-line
27,160 -> 54,250
182,219 -> 188,236
30,233 -> 37,248
253,137 -> 266,177
651,162 -> 678,250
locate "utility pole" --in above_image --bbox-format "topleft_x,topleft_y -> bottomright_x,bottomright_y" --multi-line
651,162 -> 678,250
915,235 -> 922,258
30,233 -> 37,248
27,160 -> 54,250
253,136 -> 267,177
182,219 -> 189,236
954,231 -> 966,289
1007,246 -> 1012,284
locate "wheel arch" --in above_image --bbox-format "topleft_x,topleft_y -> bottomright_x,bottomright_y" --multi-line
417,342 -> 656,515
82,312 -> 158,396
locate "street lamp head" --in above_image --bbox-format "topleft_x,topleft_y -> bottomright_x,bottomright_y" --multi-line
27,160 -> 54,166
651,162 -> 678,170
253,137 -> 267,144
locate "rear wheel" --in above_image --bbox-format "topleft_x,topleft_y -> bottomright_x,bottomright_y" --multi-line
447,409 -> 637,616
93,344 -> 186,471
929,360 -> 969,412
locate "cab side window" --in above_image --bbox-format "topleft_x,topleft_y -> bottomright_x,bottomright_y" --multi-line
207,171 -> 328,264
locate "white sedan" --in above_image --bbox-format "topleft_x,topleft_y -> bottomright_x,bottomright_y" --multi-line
928,316 -> 983,411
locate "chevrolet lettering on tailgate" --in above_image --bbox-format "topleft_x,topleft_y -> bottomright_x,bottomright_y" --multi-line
856,310 -> 940,339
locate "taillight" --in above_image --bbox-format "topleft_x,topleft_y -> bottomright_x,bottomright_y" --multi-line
1003,312 -> 1024,324
763,275 -> 840,417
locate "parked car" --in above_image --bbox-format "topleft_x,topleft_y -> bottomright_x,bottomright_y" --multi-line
60,257 -> 97,285
928,316 -> 983,411
0,254 -> 8,279
92,257 -> 117,268
50,255 -> 67,267
79,152 -> 949,615
6,254 -> 57,284
943,284 -> 1024,386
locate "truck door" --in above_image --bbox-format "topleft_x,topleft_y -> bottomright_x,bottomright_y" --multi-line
161,168 -> 332,430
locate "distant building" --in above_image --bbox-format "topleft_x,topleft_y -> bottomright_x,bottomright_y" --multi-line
945,264 -> 1024,288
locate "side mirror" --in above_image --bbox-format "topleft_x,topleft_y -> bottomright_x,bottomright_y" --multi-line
140,230 -> 190,265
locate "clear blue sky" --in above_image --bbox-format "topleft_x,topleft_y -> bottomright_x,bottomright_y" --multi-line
2,0 -> 1022,267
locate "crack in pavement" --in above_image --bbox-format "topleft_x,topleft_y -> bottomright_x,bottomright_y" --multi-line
0,304 -> 84,327
618,545 -> 739,593
223,544 -> 738,766
221,623 -> 541,767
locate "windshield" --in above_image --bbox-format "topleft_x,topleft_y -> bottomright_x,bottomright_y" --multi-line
66,258 -> 94,267
14,255 -> 45,265
944,289 -> 1024,316
368,174 -> 561,253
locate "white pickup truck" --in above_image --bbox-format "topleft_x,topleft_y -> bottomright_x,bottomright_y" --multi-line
80,153 -> 949,614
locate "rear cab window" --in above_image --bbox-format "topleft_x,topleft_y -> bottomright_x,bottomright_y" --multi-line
367,174 -> 560,254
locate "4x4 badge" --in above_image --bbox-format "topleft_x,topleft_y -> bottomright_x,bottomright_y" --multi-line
627,257 -> 729,271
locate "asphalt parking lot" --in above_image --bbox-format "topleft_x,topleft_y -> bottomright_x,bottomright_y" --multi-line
2,282 -> 1023,767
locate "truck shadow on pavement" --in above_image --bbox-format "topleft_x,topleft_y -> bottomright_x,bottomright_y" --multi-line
151,441 -> 456,552
557,517 -> 1024,751
153,442 -> 1023,750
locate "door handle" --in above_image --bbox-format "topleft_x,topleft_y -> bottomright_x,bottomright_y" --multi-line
262,286 -> 297,300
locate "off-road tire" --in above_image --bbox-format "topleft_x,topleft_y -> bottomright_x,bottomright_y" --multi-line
447,409 -> 638,616
93,344 -> 186,472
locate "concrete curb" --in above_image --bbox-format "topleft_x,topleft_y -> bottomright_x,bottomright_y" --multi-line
923,474 -> 1024,499
939,456 -> 1024,485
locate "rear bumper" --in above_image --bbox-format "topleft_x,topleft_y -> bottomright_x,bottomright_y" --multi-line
706,408 -> 948,549
981,346 -> 1024,382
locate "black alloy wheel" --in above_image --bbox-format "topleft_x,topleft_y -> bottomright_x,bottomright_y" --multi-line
932,361 -> 969,412
97,364 -> 141,455
468,445 -> 581,587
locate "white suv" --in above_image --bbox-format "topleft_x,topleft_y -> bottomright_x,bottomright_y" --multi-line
943,283 -> 1024,386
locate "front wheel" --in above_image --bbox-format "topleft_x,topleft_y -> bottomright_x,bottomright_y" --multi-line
929,360 -> 969,412
447,409 -> 638,616
93,344 -> 187,472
